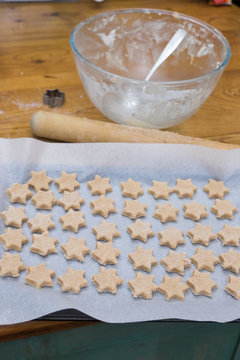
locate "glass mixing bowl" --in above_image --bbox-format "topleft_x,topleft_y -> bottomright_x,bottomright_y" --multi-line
70,9 -> 231,129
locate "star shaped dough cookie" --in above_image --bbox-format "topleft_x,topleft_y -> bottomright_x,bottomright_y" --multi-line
128,272 -> 158,300
92,242 -> 120,265
57,191 -> 85,211
173,178 -> 197,199
6,183 -> 33,204
31,190 -> 56,210
0,253 -> 25,277
122,200 -> 147,219
92,267 -> 123,294
190,247 -> 220,272
57,268 -> 88,294
27,213 -> 55,233
1,206 -> 28,228
225,275 -> 240,300
120,178 -> 144,199
90,196 -> 116,218
59,209 -> 86,233
186,270 -> 217,297
183,202 -> 208,221
211,199 -> 238,219
160,251 -> 191,276
157,276 -> 189,300
28,170 -> 52,191
158,227 -> 185,249
217,224 -> 240,247
61,237 -> 90,262
127,219 -> 154,243
92,220 -> 120,242
128,245 -> 157,272
219,249 -> 240,274
55,171 -> 80,192
203,179 -> 229,199
0,228 -> 28,251
30,231 -> 58,256
153,203 -> 179,223
148,181 -> 173,200
25,262 -> 56,289
87,175 -> 112,195
187,223 -> 216,246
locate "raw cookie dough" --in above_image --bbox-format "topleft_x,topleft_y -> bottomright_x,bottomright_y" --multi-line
127,219 -> 154,243
88,175 -> 112,196
120,178 -> 144,199
6,183 -> 33,204
31,190 -> 56,210
203,179 -> 229,199
153,203 -> 179,223
25,262 -> 56,289
173,179 -> 197,199
59,209 -> 86,233
158,276 -> 189,301
90,196 -> 117,218
28,213 -> 55,233
190,247 -> 220,272
92,242 -> 120,265
148,181 -> 173,200
158,227 -> 185,249
61,237 -> 90,262
92,220 -> 120,242
225,275 -> 240,300
187,224 -> 216,246
92,267 -> 123,294
128,272 -> 158,300
183,202 -> 208,221
0,253 -> 26,277
1,206 -> 28,228
160,251 -> 191,276
57,191 -> 85,211
217,224 -> 240,247
128,245 -> 158,272
0,228 -> 28,251
122,199 -> 147,219
55,171 -> 80,192
219,249 -> 240,274
28,170 -> 52,192
30,231 -> 58,256
187,270 -> 217,297
211,200 -> 238,219
57,268 -> 88,294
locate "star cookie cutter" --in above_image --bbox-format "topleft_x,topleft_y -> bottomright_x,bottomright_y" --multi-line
43,89 -> 65,108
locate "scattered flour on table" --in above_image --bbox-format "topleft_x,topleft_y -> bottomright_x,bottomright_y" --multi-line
11,99 -> 42,110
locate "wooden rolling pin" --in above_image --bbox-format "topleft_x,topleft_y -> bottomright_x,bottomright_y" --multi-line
31,111 -> 238,150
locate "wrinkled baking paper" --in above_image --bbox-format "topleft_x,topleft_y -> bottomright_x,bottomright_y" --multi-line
0,138 -> 240,324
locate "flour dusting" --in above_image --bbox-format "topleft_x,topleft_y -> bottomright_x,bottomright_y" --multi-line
11,100 -> 42,110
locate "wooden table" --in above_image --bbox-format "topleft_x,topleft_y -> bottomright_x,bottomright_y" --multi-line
0,0 -> 240,345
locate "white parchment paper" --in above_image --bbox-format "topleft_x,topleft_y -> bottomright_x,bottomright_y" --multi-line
1,138 -> 240,324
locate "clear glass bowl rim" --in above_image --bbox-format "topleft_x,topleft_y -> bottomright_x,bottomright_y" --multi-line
70,8 -> 231,86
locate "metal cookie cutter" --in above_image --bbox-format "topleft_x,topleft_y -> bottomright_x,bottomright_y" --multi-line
43,89 -> 65,108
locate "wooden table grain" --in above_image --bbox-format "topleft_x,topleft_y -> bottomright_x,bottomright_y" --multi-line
0,0 -> 240,342
0,0 -> 240,143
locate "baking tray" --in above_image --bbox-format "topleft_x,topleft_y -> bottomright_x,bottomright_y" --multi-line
1,139 -> 240,324
37,310 -> 240,323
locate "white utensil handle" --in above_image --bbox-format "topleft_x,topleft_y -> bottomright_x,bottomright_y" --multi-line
145,28 -> 186,81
